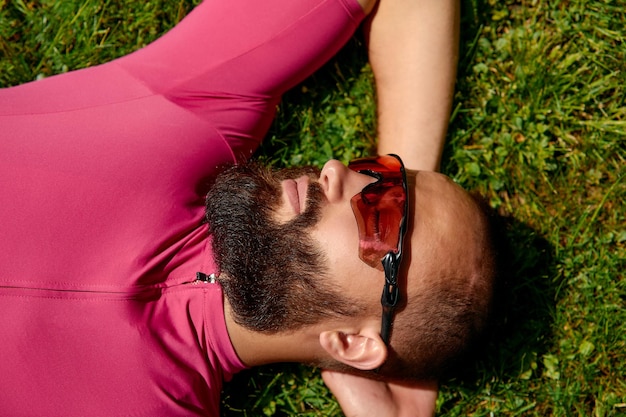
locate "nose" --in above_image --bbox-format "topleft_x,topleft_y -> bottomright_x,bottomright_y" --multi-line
319,159 -> 348,203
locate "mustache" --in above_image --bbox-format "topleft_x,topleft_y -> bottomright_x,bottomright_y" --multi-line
288,181 -> 324,229
206,161 -> 325,232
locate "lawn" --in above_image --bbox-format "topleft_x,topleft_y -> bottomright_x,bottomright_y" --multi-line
1,0 -> 624,415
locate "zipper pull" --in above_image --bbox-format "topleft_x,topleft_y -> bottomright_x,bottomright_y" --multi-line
196,272 -> 217,284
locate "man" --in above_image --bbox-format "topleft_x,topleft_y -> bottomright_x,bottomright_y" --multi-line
207,157 -> 495,376
0,0 -> 492,415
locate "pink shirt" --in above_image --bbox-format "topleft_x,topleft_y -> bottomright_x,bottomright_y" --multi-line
0,0 -> 365,414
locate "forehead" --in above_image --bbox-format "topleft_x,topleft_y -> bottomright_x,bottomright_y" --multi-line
403,170 -> 482,286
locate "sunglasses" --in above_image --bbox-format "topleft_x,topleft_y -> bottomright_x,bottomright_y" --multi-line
348,154 -> 409,346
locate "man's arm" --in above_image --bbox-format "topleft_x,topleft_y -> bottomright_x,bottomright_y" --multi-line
367,0 -> 460,171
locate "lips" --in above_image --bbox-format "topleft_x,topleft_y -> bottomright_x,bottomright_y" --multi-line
284,175 -> 310,215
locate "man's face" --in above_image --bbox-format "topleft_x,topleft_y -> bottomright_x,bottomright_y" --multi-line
275,159 -> 386,308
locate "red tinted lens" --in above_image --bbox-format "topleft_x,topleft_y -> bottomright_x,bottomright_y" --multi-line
348,156 -> 407,269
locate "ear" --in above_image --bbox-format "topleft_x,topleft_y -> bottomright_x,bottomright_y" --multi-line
319,329 -> 387,371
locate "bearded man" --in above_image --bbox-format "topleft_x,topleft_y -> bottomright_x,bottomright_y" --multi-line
0,0 -> 494,415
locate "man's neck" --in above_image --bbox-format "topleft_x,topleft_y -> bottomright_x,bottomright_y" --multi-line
223,298 -> 325,367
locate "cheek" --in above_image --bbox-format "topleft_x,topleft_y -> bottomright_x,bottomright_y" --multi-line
312,211 -> 355,269
311,208 -> 379,293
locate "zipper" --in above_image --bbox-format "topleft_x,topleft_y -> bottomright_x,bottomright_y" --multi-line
194,272 -> 217,284
0,272 -> 218,298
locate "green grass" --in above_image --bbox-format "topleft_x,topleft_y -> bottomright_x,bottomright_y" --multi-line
2,0 -> 624,415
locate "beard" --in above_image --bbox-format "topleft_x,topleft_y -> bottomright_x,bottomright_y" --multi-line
205,161 -> 363,333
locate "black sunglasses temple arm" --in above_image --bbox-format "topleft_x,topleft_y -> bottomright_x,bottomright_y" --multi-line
380,252 -> 401,345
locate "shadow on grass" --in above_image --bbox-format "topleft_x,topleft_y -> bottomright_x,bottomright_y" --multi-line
458,0 -> 492,79
221,363 -> 330,417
